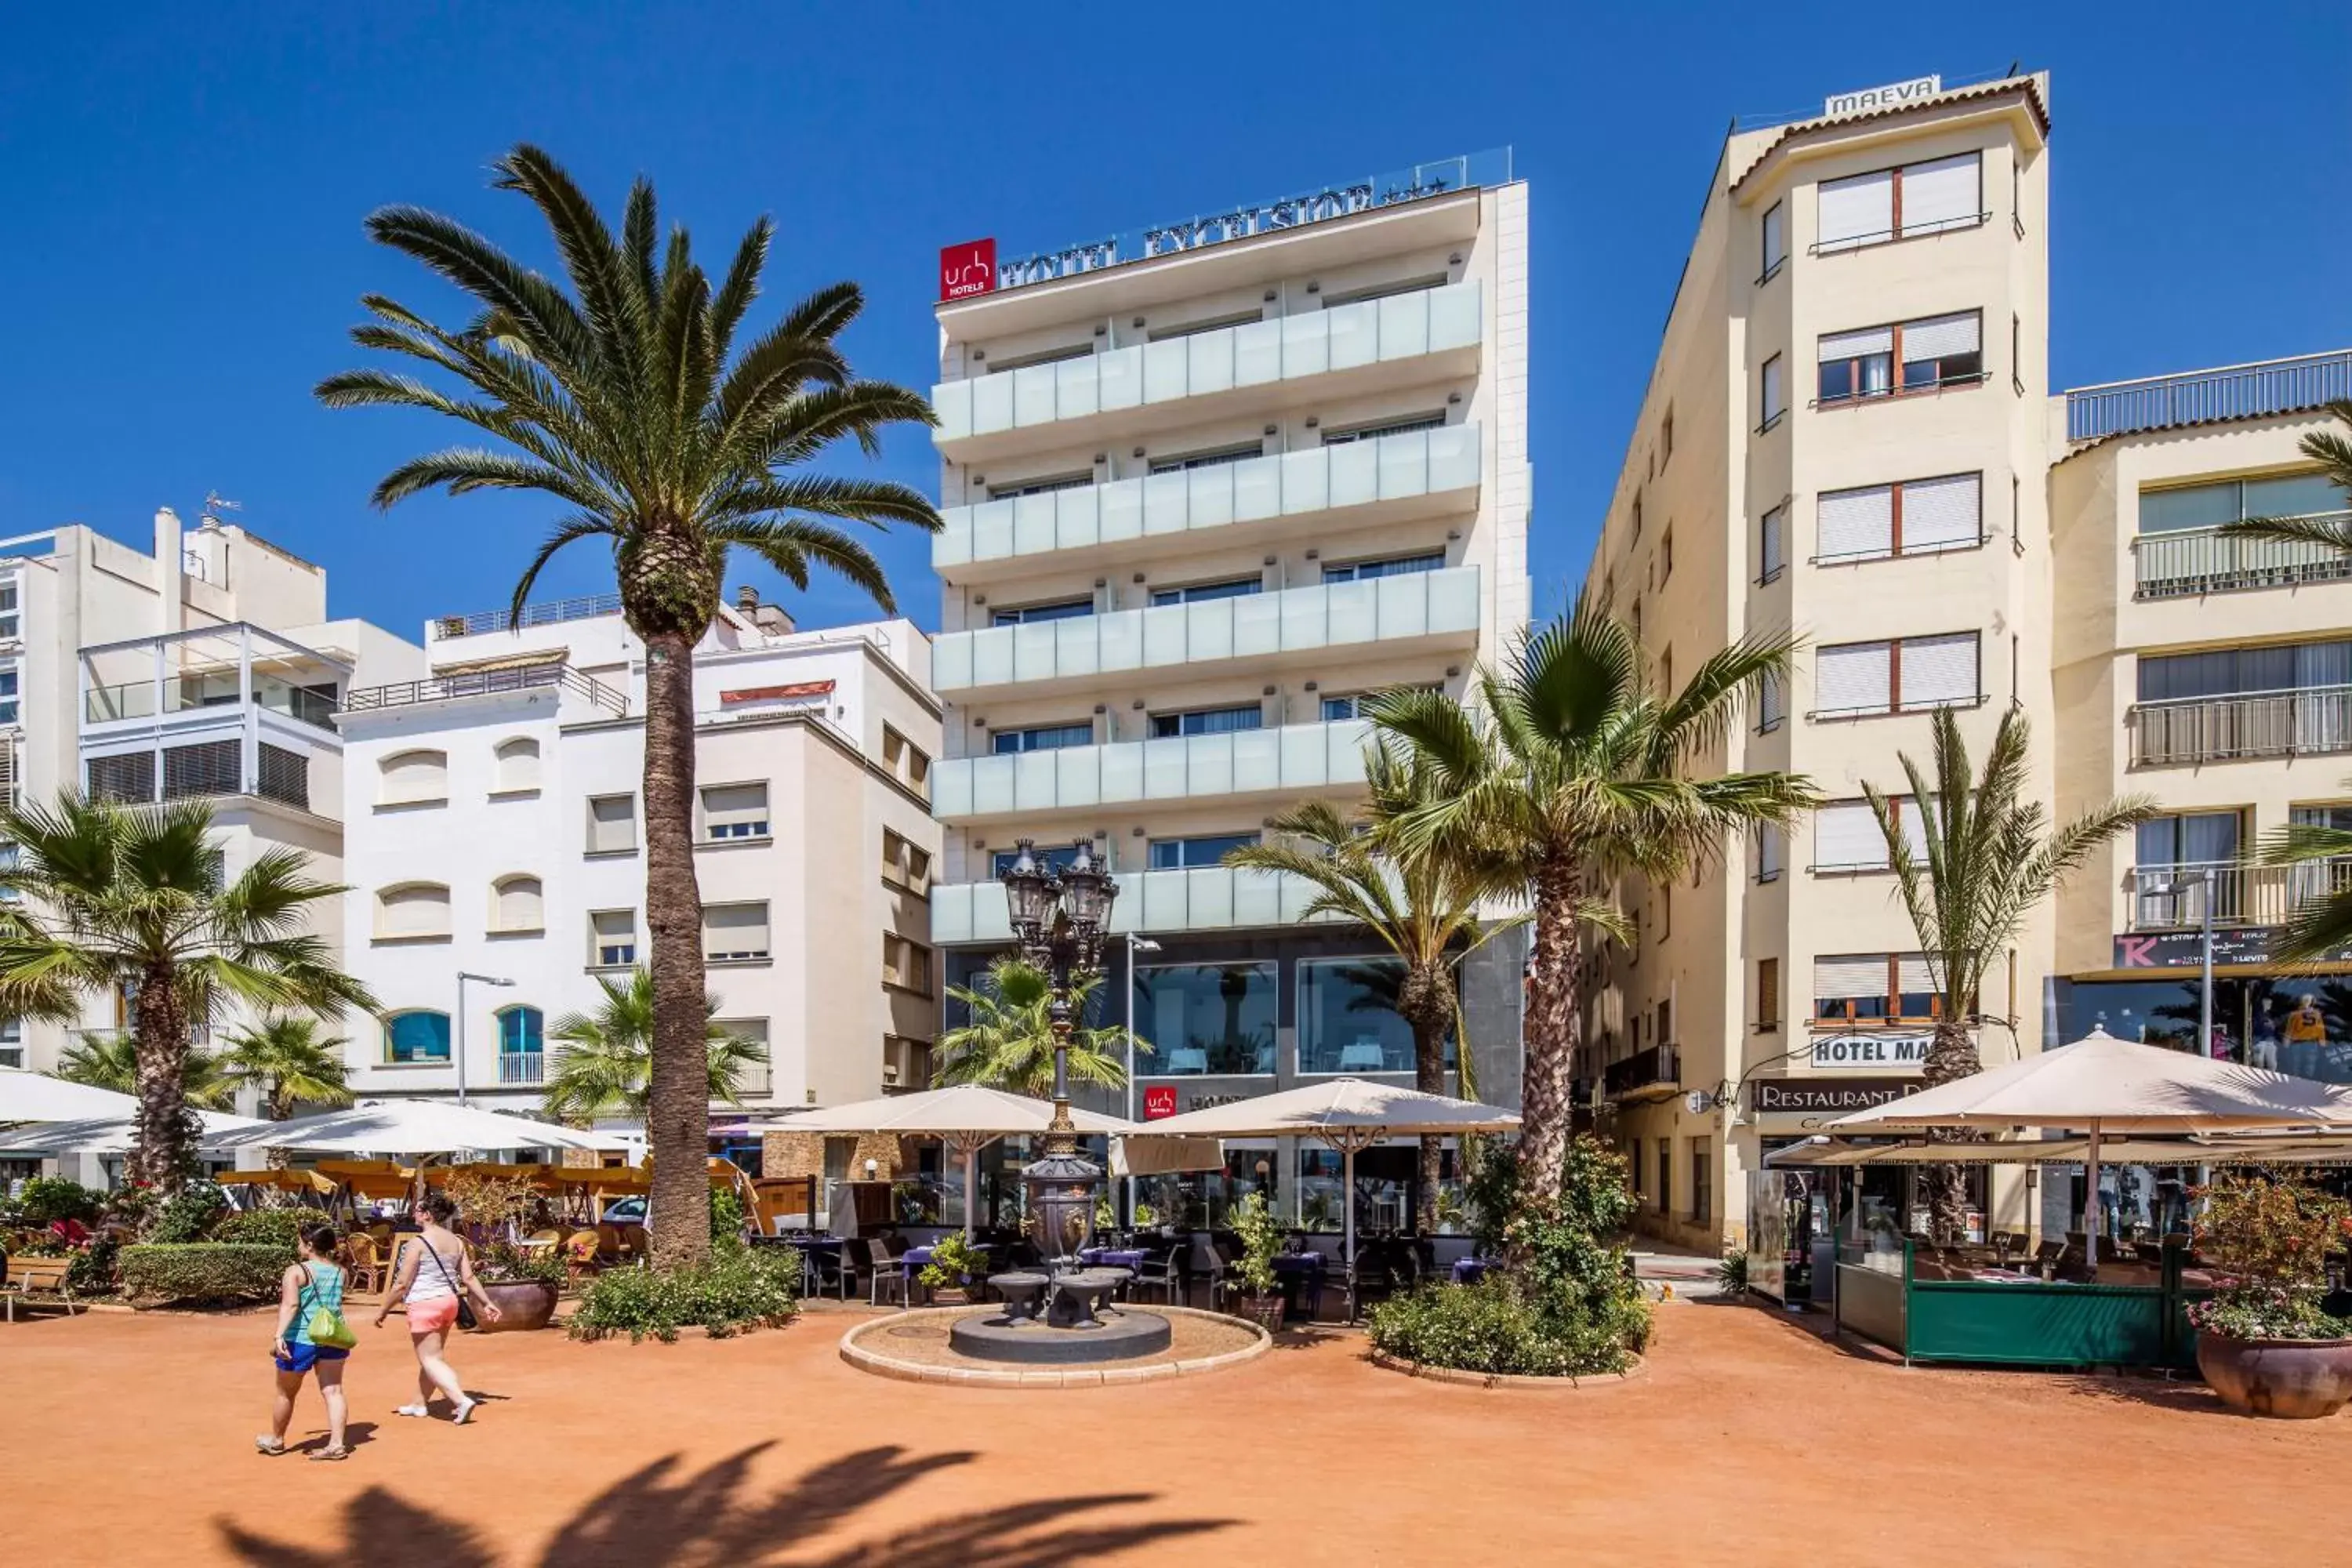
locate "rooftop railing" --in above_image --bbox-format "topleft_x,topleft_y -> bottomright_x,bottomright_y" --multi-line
430,593 -> 624,640
2067,350 -> 2352,444
342,662 -> 628,717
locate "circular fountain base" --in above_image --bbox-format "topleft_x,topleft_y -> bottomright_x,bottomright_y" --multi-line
949,1309 -> 1174,1364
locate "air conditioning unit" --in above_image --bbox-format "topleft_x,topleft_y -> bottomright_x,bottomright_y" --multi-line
882,1037 -> 927,1089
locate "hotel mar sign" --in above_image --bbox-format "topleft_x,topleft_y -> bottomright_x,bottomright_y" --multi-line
1824,74 -> 1941,118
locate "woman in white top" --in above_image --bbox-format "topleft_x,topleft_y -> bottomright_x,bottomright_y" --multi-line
372,1189 -> 501,1423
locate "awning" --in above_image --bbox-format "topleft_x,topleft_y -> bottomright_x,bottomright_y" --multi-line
1112,1136 -> 1227,1177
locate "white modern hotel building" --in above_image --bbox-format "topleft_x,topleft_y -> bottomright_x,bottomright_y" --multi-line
924,152 -> 1532,1225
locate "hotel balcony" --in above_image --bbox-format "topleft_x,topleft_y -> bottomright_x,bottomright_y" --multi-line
931,281 -> 1482,464
935,422 -> 1481,583
2132,518 -> 2352,600
1605,1044 -> 1680,1103
933,717 -> 1371,826
931,866 -> 1342,943
2129,687 -> 2352,768
2126,860 -> 2352,931
933,566 -> 1480,701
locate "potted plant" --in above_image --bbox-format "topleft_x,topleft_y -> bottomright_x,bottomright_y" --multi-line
474,1242 -> 565,1331
1133,1201 -> 1159,1233
919,1232 -> 987,1307
1225,1191 -> 1288,1332
2189,1174 -> 2352,1417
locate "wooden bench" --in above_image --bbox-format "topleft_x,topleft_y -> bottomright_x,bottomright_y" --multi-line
2,1255 -> 81,1321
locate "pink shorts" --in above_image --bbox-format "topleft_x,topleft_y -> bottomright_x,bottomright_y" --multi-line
406,1296 -> 460,1334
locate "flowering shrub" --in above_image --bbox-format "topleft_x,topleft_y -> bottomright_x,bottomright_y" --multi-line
2187,1174 -> 2352,1341
568,1248 -> 800,1344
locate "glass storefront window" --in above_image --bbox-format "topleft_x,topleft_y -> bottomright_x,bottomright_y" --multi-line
2063,974 -> 2352,1082
1294,1144 -> 1429,1234
1133,962 -> 1276,1075
1298,956 -> 1432,1075
1137,1145 -> 1276,1229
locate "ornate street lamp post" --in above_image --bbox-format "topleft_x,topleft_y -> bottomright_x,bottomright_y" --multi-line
1000,836 -> 1117,1269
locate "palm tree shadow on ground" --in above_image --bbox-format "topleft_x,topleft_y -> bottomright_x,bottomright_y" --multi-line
217,1442 -> 1231,1567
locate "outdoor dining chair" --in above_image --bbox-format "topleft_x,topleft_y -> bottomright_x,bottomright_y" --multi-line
339,1231 -> 388,1295
1185,1238 -> 1233,1310
862,1239 -> 906,1307
1128,1246 -> 1181,1305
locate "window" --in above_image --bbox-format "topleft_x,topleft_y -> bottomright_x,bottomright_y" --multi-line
497,1005 -> 543,1058
1759,354 -> 1785,430
991,722 -> 1094,754
1813,798 -> 1929,872
2138,641 -> 2352,701
1299,956 -> 1443,1075
1815,633 -> 1980,717
0,1019 -> 20,1071
991,597 -> 1094,627
1630,597 -> 1642,640
1148,832 -> 1258,870
883,726 -> 931,800
1146,309 -> 1262,342
987,342 -> 1094,372
376,882 -> 451,940
1757,824 -> 1784,883
2132,812 -> 2247,927
1817,311 -> 1983,405
992,842 -> 1086,877
1321,552 -> 1446,583
379,749 -> 448,806
716,1018 -> 772,1097
1660,408 -> 1674,466
1758,957 -> 1781,1030
1148,444 -> 1261,475
700,782 -> 770,840
586,793 -> 637,855
1151,577 -> 1261,607
1817,152 -> 1982,252
702,902 -> 771,963
491,874 -> 544,932
1760,200 -> 1787,280
384,1011 -> 452,1064
1631,494 -> 1643,539
0,582 -> 19,641
1657,997 -> 1672,1044
987,472 -> 1094,500
1690,1138 -> 1711,1225
1133,962 -> 1276,1075
1657,884 -> 1671,940
590,909 -> 636,967
1658,528 -> 1673,583
2136,811 -> 2242,869
1814,954 -> 1940,1023
883,828 -> 933,891
882,934 -> 933,994
1319,412 -> 1446,445
1150,703 -> 1262,739
492,736 -> 541,793
1656,1142 -> 1671,1216
1818,473 -> 1984,562
2139,473 -> 2345,535
0,666 -> 20,725
1319,273 -> 1448,308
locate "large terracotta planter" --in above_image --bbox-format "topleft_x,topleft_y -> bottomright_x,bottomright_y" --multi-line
1233,1294 -> 1288,1333
2195,1332 -> 2352,1418
475,1279 -> 559,1333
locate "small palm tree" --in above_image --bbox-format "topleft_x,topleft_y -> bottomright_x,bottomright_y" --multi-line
320,146 -> 938,1266
933,957 -> 1142,1098
1371,607 -> 1816,1210
1225,749 -> 1523,1231
1864,706 -> 2156,1235
56,1030 -> 234,1111
542,967 -> 768,1123
0,794 -> 376,1188
214,1015 -> 355,1120
2218,398 -> 2352,551
2250,781 -> 2352,964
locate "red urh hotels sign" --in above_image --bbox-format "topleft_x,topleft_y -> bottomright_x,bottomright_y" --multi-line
1143,1086 -> 1178,1121
938,238 -> 996,302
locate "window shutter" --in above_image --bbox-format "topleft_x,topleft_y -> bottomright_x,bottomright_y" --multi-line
1762,203 -> 1786,272
1813,802 -> 1887,870
1759,958 -> 1780,1024
591,910 -> 634,953
1814,954 -> 1891,1001
1820,324 -> 1894,361
382,884 -> 450,937
1899,633 -> 1980,708
1759,668 -> 1785,729
1901,474 -> 1981,551
1902,312 -> 1980,361
1896,954 -> 1940,996
1761,357 -> 1786,422
1817,169 -> 1894,251
1900,154 -> 1980,232
1819,485 -> 1894,561
1758,824 -> 1784,880
1761,506 -> 1786,577
588,795 -> 635,853
495,877 -> 543,930
493,738 -> 540,791
703,902 -> 771,960
381,750 -> 448,803
703,783 -> 769,837
1817,641 -> 1893,715
1898,799 -> 1933,866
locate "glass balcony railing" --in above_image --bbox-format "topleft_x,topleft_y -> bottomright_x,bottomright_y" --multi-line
931,280 -> 1482,446
935,421 -> 1480,571
2132,516 -> 2352,599
933,717 -> 1371,823
2130,686 -> 2352,767
84,677 -> 338,733
932,866 -> 1341,942
933,565 -> 1480,693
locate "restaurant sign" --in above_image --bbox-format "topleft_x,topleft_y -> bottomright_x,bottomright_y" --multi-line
2111,928 -> 2352,970
1809,1030 -> 1931,1073
1751,1077 -> 1912,1129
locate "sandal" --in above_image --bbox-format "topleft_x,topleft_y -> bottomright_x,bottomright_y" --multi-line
307,1446 -> 351,1462
254,1436 -> 287,1457
393,1404 -> 431,1418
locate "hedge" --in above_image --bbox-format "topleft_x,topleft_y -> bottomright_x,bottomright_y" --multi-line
212,1208 -> 307,1250
120,1243 -> 289,1307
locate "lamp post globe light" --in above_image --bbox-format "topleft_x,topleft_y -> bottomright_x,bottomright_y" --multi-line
1000,836 -> 1117,1268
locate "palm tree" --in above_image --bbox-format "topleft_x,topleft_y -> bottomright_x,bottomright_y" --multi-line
1864,706 -> 2156,1235
214,1015 -> 355,1120
1224,749 -> 1523,1230
542,967 -> 768,1123
1370,606 -> 1815,1210
0,794 -> 376,1188
56,1030 -> 234,1111
932,957 -> 1142,1098
318,146 -> 939,1265
2248,780 -> 2352,964
2218,398 -> 2352,551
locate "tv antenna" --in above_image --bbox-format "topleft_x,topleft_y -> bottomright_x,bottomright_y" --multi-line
201,492 -> 242,526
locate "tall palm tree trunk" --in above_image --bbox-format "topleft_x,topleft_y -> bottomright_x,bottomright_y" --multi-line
641,626 -> 712,1269
129,961 -> 191,1189
1920,1014 -> 1983,1243
1517,858 -> 1583,1208
1399,964 -> 1453,1234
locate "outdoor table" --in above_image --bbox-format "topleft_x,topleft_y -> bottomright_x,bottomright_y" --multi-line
1451,1257 -> 1493,1284
1272,1253 -> 1327,1323
773,1234 -> 844,1296
1080,1247 -> 1147,1270
988,1271 -> 1051,1323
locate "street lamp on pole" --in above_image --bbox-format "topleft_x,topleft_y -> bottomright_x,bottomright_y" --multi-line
2161,868 -> 2218,1059
455,972 -> 517,1105
1000,837 -> 1118,1267
1123,934 -> 1162,1222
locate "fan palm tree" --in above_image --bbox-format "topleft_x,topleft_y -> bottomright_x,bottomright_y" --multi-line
56,1029 -> 234,1111
542,967 -> 768,1124
214,1015 -> 355,1121
1224,749 -> 1524,1231
1864,706 -> 2156,1235
932,957 -> 1142,1097
0,794 -> 376,1189
2217,398 -> 2352,552
2248,781 -> 2352,964
318,146 -> 939,1265
1370,605 -> 1816,1210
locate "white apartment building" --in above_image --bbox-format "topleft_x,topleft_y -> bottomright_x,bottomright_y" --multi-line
924,152 -> 1531,1226
336,590 -> 942,1121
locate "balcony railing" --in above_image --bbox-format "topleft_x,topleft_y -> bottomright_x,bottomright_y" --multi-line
85,677 -> 338,732
2129,686 -> 2352,767
430,593 -> 624,640
2127,859 -> 2352,931
931,866 -> 1346,942
342,663 -> 628,717
2132,517 -> 2352,599
2067,349 -> 2352,443
932,281 -> 1482,447
934,566 -> 1481,694
935,422 -> 1481,572
933,717 -> 1370,823
1604,1044 -> 1679,1099
496,1051 -> 545,1087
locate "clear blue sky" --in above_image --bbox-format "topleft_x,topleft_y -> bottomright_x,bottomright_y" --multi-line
3,3 -> 2347,637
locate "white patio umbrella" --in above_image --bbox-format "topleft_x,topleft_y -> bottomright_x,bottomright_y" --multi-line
200,1099 -> 629,1158
0,1069 -> 140,1123
1123,1079 -> 1522,1267
1828,1026 -> 2352,1268
0,1107 -> 262,1156
775,1083 -> 1142,1238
